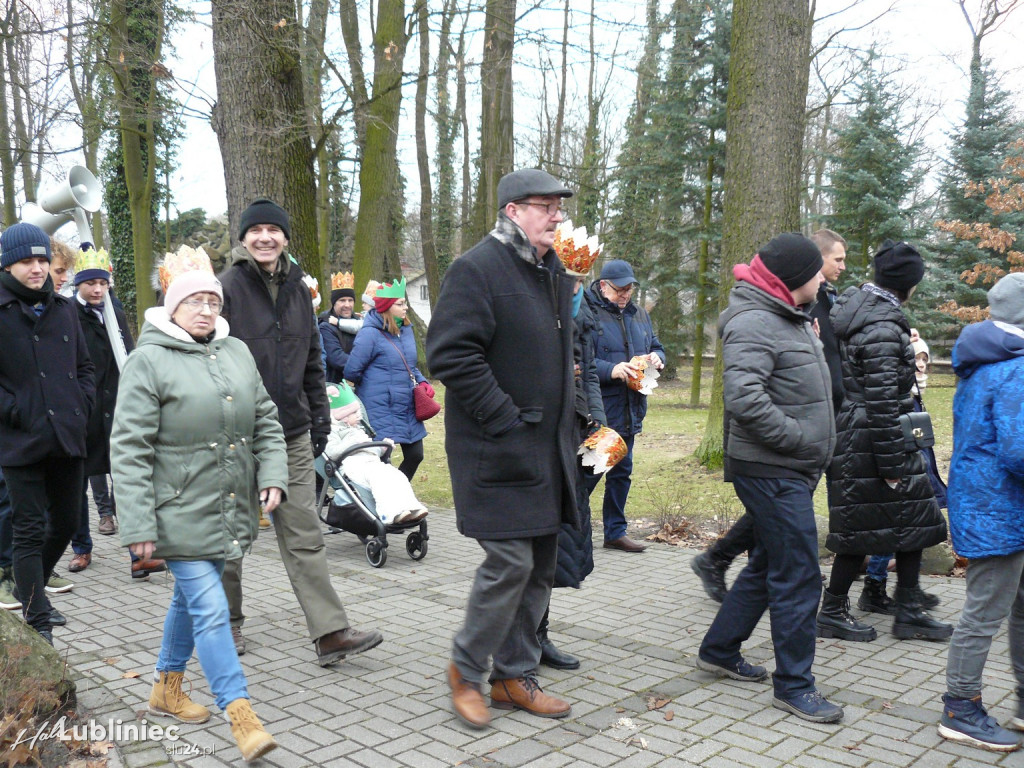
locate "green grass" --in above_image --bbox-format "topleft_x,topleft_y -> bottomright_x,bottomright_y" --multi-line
410,369 -> 957,526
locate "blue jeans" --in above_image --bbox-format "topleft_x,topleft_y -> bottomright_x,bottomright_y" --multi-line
866,554 -> 892,581
158,560 -> 247,710
584,433 -> 635,541
0,468 -> 12,570
700,475 -> 822,699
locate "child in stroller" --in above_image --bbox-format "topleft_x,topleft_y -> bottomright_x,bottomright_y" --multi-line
316,383 -> 429,567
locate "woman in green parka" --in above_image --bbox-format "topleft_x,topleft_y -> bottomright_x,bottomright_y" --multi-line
110,254 -> 287,764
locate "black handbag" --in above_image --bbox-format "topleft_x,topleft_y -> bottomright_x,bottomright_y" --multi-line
899,411 -> 934,451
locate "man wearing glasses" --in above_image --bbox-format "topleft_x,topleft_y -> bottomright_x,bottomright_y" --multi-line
218,198 -> 382,666
428,168 -> 580,729
583,260 -> 666,552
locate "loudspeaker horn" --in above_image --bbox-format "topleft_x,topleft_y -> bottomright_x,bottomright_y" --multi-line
21,203 -> 74,235
36,165 -> 102,215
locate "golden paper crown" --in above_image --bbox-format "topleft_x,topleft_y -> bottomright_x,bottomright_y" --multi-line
77,247 -> 112,274
331,271 -> 354,290
157,245 -> 214,294
553,220 -> 602,277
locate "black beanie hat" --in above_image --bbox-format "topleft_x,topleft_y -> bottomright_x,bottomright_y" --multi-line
873,239 -> 924,292
757,233 -> 823,290
238,198 -> 291,241
330,287 -> 356,304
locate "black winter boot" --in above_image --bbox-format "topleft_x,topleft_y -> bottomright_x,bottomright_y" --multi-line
857,577 -> 896,615
912,585 -> 941,610
817,589 -> 877,641
691,552 -> 729,603
538,607 -> 580,670
892,586 -> 954,641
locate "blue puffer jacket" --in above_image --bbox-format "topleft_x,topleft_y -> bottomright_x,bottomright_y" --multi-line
949,319 -> 1024,558
585,284 -> 666,436
344,310 -> 428,444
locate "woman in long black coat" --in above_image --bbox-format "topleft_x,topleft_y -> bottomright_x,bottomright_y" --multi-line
817,240 -> 952,643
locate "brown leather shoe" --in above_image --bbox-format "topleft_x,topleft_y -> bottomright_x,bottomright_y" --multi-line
314,627 -> 383,667
603,536 -> 647,553
490,676 -> 571,718
69,553 -> 92,572
447,662 -> 490,729
131,558 -> 168,580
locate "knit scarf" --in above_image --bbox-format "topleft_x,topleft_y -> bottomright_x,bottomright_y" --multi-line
861,282 -> 901,308
0,270 -> 54,309
491,212 -> 541,265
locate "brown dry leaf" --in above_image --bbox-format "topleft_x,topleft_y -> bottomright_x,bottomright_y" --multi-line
65,760 -> 89,768
275,18 -> 287,27
121,670 -> 141,679
384,40 -> 398,61
664,710 -> 674,721
842,744 -> 860,751
102,657 -> 120,665
89,741 -> 114,755
615,707 -> 626,713
881,701 -> 894,710
3,739 -> 37,768
645,694 -> 671,710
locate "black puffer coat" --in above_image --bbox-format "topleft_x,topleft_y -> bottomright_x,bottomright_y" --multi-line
826,285 -> 947,555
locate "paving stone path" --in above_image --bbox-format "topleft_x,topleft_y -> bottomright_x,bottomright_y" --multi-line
56,507 -> 1024,768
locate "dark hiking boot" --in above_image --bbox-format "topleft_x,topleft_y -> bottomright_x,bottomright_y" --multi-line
540,637 -> 580,670
695,655 -> 768,682
691,551 -> 729,603
893,586 -> 954,641
858,577 -> 896,615
939,694 -> 1020,752
913,585 -> 940,610
817,588 -> 877,641
773,690 -> 843,723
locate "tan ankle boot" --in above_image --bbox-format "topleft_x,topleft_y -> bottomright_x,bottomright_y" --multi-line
148,671 -> 211,724
225,698 -> 277,763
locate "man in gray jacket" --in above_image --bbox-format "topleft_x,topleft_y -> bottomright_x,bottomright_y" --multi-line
695,233 -> 843,724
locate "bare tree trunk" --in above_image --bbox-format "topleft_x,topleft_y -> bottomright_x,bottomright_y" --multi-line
433,0 -> 458,276
552,0 -> 569,169
689,147 -> 715,406
302,0 -> 330,279
346,0 -> 409,294
339,0 -> 370,156
0,3 -> 16,225
695,0 -> 812,467
108,0 -> 164,314
415,1 -> 439,309
5,3 -> 34,202
210,0 -> 320,277
456,15 -> 470,254
469,0 -> 516,243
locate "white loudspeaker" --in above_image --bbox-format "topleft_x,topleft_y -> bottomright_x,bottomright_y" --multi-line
21,203 -> 74,235
36,165 -> 102,215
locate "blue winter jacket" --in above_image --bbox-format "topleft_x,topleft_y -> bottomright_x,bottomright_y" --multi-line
343,310 -> 428,444
585,284 -> 666,436
948,319 -> 1024,558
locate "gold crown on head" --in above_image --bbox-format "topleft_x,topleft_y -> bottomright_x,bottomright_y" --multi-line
331,271 -> 354,290
77,246 -> 112,274
553,220 -> 602,276
157,245 -> 214,294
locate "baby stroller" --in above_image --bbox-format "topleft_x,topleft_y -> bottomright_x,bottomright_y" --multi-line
314,442 -> 429,568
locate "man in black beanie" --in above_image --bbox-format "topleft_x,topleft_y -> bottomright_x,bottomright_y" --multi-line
320,276 -> 360,384
696,233 -> 844,724
873,239 -> 924,298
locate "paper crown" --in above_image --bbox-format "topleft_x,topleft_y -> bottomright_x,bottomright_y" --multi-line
553,220 -> 602,277
77,247 -> 112,275
376,277 -> 406,299
326,381 -> 358,410
157,245 -> 214,294
626,355 -> 660,395
577,426 -> 628,474
303,274 -> 321,309
331,271 -> 354,290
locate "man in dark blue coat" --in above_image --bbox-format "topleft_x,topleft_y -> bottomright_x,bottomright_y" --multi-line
583,260 -> 665,552
427,168 -> 578,729
0,222 -> 95,644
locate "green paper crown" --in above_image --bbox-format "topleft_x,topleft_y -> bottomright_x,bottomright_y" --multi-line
77,247 -> 112,274
326,382 -> 358,410
376,277 -> 406,299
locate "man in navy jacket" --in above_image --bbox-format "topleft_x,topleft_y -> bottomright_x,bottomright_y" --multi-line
583,260 -> 665,552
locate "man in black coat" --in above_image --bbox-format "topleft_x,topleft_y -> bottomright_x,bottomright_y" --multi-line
427,169 -> 578,729
0,223 -> 95,644
219,198 -> 381,666
691,228 -> 847,601
319,278 -> 360,383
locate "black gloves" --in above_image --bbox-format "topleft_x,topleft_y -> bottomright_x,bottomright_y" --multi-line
311,427 -> 330,457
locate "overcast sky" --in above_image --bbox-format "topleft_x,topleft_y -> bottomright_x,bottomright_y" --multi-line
166,0 -> 1022,218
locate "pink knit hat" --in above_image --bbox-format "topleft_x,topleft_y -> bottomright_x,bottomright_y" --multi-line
165,270 -> 223,315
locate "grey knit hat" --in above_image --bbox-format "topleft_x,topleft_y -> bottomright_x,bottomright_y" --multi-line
988,273 -> 1024,328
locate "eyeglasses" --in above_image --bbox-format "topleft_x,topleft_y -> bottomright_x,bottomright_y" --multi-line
607,283 -> 635,297
180,298 -> 223,313
517,201 -> 564,217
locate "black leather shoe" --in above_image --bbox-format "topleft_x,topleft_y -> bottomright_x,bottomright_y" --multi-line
540,639 -> 580,670
48,607 -> 67,627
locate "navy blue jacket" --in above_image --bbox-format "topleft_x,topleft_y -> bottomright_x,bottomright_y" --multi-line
344,310 -> 427,444
318,309 -> 358,384
0,281 -> 95,466
948,320 -> 1024,558
585,283 -> 666,436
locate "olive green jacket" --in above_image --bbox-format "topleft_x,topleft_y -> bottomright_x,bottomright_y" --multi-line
111,308 -> 288,560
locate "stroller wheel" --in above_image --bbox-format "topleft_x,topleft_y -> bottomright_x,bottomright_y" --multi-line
406,531 -> 427,561
366,538 -> 388,568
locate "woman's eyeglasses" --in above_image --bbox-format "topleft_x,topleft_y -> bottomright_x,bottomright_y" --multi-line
180,298 -> 223,313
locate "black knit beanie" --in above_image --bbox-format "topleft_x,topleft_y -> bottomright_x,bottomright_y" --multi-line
757,233 -> 823,290
238,198 -> 291,241
873,239 -> 924,292
331,288 -> 356,304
